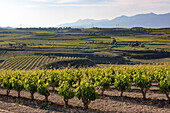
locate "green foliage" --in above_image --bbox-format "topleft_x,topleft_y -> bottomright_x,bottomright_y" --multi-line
159,75 -> 170,100
154,68 -> 167,82
9,43 -> 13,47
140,43 -> 145,47
57,81 -> 74,108
0,64 -> 169,109
0,75 -> 3,85
111,39 -> 117,45
114,73 -> 132,96
22,43 -> 27,47
0,28 -> 170,65
2,74 -> 13,95
25,74 -> 38,100
74,68 -> 84,85
107,66 -> 115,83
37,77 -> 50,102
0,56 -> 80,70
48,72 -> 60,91
75,81 -> 99,109
129,41 -> 143,47
60,68 -> 76,87
94,70 -> 112,95
88,32 -> 96,36
11,73 -> 24,97
133,69 -> 153,99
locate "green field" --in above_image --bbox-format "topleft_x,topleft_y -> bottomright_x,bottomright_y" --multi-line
0,56 -> 82,70
0,27 -> 169,65
0,27 -> 169,112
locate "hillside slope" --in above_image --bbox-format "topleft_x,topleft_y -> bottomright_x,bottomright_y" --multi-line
0,56 -> 86,70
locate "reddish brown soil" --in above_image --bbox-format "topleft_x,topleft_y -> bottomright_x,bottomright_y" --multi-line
0,83 -> 169,113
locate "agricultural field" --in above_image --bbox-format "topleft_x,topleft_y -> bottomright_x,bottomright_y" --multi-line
0,65 -> 169,112
0,27 -> 169,112
0,27 -> 169,64
0,56 -> 82,70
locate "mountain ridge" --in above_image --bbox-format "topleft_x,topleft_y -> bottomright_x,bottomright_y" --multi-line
59,12 -> 170,28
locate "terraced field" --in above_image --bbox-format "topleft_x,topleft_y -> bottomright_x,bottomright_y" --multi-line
0,28 -> 170,64
0,56 -> 78,70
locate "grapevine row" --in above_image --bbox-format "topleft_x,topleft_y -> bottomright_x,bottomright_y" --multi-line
0,56 -> 80,70
0,65 -> 169,109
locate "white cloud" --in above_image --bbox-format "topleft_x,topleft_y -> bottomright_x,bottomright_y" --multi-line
25,0 -> 170,8
56,0 -> 81,4
112,0 -> 170,7
28,0 -> 54,2
28,0 -> 81,3
25,5 -> 39,8
53,0 -> 114,7
52,3 -> 111,7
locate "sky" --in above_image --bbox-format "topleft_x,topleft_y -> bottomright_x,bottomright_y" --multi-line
0,0 -> 170,27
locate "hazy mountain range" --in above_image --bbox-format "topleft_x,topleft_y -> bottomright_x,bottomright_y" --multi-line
0,26 -> 15,29
59,13 -> 170,28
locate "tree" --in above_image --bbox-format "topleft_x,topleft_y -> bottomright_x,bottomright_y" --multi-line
22,43 -> 27,47
9,43 -> 13,47
111,39 -> 117,45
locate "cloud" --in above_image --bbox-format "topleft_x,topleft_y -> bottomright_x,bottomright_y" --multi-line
112,0 -> 170,7
52,3 -> 111,7
29,0 -> 53,2
53,0 -> 115,7
56,0 -> 81,4
26,0 -> 170,8
25,5 -> 39,8
29,0 -> 115,4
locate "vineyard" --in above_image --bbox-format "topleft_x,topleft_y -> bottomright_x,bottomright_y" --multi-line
0,64 -> 169,112
0,56 -> 80,70
0,28 -> 170,65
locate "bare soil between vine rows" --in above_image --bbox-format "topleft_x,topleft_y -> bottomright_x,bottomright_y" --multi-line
0,83 -> 169,113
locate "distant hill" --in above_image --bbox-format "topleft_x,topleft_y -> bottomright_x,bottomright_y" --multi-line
59,13 -> 170,28
0,27 -> 15,29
